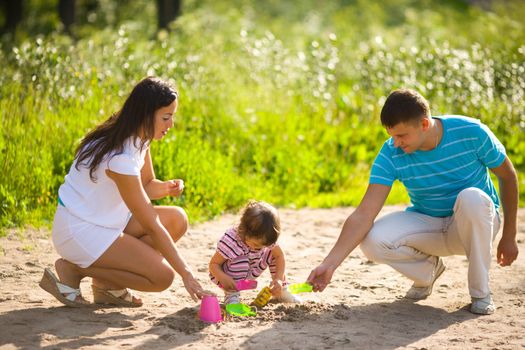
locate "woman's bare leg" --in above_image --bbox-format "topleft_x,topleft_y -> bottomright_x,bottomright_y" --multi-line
124,205 -> 189,245
54,232 -> 176,304
89,205 -> 187,292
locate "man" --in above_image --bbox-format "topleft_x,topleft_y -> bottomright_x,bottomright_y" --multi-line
307,89 -> 519,315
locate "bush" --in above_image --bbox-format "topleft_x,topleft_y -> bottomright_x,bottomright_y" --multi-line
1,0 -> 524,232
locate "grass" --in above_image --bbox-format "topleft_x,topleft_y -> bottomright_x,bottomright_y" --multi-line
0,0 -> 524,234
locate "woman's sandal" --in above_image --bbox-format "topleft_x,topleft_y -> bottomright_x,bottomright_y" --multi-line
39,268 -> 90,307
91,285 -> 143,307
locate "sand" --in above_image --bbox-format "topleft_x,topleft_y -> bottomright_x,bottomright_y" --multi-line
1,206 -> 524,350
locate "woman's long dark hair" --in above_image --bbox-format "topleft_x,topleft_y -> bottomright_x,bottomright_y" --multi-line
75,77 -> 178,181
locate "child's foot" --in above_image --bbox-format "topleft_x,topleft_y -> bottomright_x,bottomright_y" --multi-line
224,292 -> 240,305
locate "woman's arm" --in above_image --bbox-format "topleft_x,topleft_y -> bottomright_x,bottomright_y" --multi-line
209,251 -> 237,291
106,169 -> 202,299
140,149 -> 184,200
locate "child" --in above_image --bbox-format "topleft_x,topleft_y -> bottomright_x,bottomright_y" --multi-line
209,200 -> 300,305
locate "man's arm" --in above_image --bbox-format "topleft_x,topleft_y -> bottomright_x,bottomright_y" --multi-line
307,183 -> 391,291
490,155 -> 519,266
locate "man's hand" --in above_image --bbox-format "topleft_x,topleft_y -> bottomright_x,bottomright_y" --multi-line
307,262 -> 335,292
497,236 -> 519,266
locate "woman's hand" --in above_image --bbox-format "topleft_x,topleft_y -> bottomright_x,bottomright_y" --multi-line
182,273 -> 205,301
165,179 -> 184,197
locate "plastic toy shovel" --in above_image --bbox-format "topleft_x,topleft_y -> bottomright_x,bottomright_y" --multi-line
287,282 -> 313,294
226,303 -> 257,317
236,279 -> 258,291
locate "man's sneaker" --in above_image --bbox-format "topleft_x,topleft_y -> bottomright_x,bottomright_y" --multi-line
224,292 -> 240,305
405,257 -> 446,300
470,295 -> 495,315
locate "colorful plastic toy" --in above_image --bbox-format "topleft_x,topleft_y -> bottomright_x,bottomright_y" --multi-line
226,303 -> 257,317
199,295 -> 223,323
287,282 -> 313,294
252,286 -> 272,308
236,279 -> 258,291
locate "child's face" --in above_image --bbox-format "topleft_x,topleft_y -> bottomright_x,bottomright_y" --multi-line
244,236 -> 267,250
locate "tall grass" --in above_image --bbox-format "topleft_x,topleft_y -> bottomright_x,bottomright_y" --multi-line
1,0 -> 524,232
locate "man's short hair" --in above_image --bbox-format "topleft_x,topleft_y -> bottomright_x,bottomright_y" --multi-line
380,89 -> 430,128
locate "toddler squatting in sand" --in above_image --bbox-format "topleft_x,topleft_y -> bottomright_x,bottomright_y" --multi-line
209,201 -> 300,305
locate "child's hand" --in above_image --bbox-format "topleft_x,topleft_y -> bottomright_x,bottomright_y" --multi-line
220,276 -> 237,292
270,279 -> 284,297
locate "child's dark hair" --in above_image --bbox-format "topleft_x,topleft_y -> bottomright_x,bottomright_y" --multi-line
238,201 -> 280,246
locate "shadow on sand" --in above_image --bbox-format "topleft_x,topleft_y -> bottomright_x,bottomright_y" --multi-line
0,304 -> 211,349
0,298 -> 480,349
239,298 -> 479,350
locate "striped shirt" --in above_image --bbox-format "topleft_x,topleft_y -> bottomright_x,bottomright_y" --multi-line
210,227 -> 275,283
370,115 -> 506,217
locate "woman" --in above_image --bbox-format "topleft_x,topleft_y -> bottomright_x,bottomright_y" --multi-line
39,77 -> 204,307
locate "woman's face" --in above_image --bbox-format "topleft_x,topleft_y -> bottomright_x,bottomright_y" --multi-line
153,99 -> 178,140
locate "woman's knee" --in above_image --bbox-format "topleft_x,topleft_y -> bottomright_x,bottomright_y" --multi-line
149,262 -> 175,292
163,206 -> 188,237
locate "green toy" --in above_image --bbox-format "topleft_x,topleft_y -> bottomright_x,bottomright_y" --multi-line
226,303 -> 257,317
287,282 -> 313,294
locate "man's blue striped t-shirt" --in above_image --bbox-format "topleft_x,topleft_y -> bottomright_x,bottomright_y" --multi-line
370,115 -> 506,217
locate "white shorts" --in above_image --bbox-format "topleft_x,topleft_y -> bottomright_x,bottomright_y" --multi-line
51,205 -> 126,268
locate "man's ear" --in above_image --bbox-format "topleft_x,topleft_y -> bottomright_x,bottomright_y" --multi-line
420,116 -> 431,131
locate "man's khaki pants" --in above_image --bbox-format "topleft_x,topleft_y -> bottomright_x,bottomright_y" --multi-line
360,187 -> 500,298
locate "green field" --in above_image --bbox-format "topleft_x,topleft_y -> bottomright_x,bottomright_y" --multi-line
1,0 -> 524,233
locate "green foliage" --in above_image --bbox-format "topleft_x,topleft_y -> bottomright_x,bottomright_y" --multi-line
1,0 -> 524,232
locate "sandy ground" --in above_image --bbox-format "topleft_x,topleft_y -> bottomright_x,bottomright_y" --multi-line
0,206 -> 524,350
